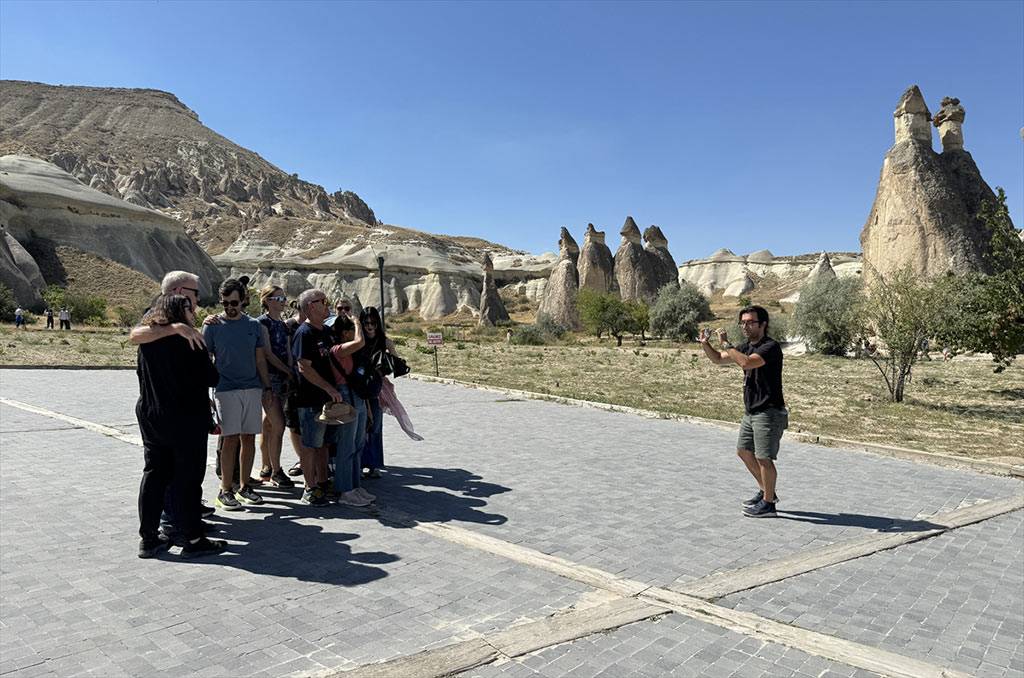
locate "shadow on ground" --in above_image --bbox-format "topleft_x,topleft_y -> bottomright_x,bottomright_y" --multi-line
363,465 -> 511,527
777,510 -> 943,532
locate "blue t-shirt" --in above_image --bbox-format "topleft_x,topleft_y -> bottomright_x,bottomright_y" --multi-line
203,315 -> 265,392
257,313 -> 291,372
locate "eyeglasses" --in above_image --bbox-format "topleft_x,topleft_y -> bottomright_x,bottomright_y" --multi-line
268,296 -> 287,302
221,299 -> 242,307
337,306 -> 351,313
311,298 -> 327,306
182,287 -> 199,296
738,320 -> 763,327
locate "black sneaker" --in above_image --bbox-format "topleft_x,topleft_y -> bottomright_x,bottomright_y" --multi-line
259,465 -> 273,480
271,468 -> 295,488
200,502 -> 215,519
235,486 -> 264,505
743,499 -> 777,518
742,490 -> 764,507
181,537 -> 227,559
301,487 -> 327,506
138,536 -> 170,559
215,489 -> 242,511
287,462 -> 303,477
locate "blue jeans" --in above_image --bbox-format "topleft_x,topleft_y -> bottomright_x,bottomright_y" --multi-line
333,385 -> 368,493
361,397 -> 384,470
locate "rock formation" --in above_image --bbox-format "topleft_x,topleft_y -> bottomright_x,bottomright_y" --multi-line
642,225 -> 678,293
804,251 -> 837,286
723,268 -> 755,298
577,223 -> 617,294
0,155 -> 224,304
537,228 -> 581,329
0,226 -> 44,308
478,253 -> 510,326
614,217 -> 660,302
678,249 -> 862,298
861,86 -> 1006,283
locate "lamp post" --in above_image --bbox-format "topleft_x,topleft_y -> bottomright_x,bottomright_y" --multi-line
376,250 -> 386,332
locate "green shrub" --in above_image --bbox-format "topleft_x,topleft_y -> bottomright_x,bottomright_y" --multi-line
0,283 -> 15,321
793,277 -> 864,355
534,312 -> 566,339
510,325 -> 546,345
649,282 -> 713,341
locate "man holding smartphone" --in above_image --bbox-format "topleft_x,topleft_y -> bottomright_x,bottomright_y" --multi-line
699,305 -> 787,518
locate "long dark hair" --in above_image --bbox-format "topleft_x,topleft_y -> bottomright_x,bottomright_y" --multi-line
142,294 -> 192,326
359,306 -> 386,354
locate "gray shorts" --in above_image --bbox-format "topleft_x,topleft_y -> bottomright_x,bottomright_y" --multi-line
215,388 -> 264,436
738,408 -> 789,460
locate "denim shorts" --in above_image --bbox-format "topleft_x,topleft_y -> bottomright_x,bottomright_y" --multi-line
737,408 -> 789,460
298,406 -> 339,449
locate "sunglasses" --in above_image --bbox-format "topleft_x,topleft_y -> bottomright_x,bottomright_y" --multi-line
268,296 -> 287,302
311,298 -> 328,305
337,306 -> 351,313
182,287 -> 199,296
221,299 -> 242,307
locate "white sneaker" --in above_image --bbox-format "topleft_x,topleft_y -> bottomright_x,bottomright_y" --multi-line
338,490 -> 371,507
354,487 -> 376,502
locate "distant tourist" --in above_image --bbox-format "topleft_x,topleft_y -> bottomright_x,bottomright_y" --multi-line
135,294 -> 225,559
203,278 -> 273,511
44,307 -> 54,329
920,337 -> 931,361
699,306 -> 787,518
14,307 -> 25,328
58,306 -> 71,330
255,285 -> 295,488
292,288 -> 343,506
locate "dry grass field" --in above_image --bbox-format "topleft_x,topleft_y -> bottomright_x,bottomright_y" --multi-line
2,324 -> 1020,461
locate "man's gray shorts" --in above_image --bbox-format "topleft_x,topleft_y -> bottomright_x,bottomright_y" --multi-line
737,408 -> 789,460
215,388 -> 263,436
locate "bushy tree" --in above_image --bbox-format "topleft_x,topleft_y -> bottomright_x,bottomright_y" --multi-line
625,300 -> 650,340
65,290 -> 108,325
793,277 -> 865,355
649,282 -> 713,341
932,189 -> 1024,372
534,312 -> 566,339
865,268 -> 935,402
577,289 -> 634,346
510,324 -> 545,345
0,283 -> 16,321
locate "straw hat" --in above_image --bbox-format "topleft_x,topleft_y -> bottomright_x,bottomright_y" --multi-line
317,401 -> 357,424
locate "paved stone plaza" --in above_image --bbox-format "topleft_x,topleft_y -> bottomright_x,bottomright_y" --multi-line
1,368 -> 1021,678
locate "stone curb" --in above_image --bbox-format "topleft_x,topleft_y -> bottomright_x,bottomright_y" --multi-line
406,373 -> 1024,479
0,364 -> 136,370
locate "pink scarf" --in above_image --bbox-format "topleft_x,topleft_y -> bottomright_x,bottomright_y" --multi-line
379,378 -> 424,441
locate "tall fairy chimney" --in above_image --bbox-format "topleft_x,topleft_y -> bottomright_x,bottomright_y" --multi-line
933,97 -> 965,152
893,85 -> 932,146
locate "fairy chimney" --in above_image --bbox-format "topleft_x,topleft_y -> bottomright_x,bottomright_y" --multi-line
933,97 -> 965,152
478,253 -> 510,326
538,227 -> 581,329
893,85 -> 933,146
614,216 -> 660,302
577,223 -> 617,294
642,225 -> 678,293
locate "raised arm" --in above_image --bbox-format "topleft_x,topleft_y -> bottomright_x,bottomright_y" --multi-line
130,322 -> 205,350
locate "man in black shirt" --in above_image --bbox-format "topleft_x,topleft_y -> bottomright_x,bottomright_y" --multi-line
699,305 -> 788,518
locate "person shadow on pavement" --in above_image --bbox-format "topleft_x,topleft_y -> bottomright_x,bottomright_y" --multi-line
776,510 -> 944,532
360,465 -> 510,527
173,498 -> 399,586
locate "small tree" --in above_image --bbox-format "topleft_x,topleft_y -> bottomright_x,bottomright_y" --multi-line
865,268 -> 935,402
577,289 -> 633,346
0,283 -> 16,321
534,312 -> 566,339
626,300 -> 650,340
932,188 -> 1024,372
793,277 -> 865,355
42,284 -> 66,310
649,282 -> 713,341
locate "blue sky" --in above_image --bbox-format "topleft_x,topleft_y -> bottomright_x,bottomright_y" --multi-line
1,0 -> 1021,260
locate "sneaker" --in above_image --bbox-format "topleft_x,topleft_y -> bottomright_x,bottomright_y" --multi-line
742,491 -> 779,506
259,465 -> 273,480
138,536 -> 170,559
354,487 -> 376,502
338,490 -> 371,507
181,537 -> 227,559
200,501 -> 215,518
743,499 -> 777,518
301,487 -> 327,506
215,489 -> 242,511
270,469 -> 295,488
323,487 -> 339,503
246,476 -> 265,486
287,462 -> 303,477
366,468 -> 382,479
235,486 -> 264,505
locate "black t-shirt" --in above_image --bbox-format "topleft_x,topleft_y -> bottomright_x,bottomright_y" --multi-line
292,322 -> 336,408
738,337 -> 785,414
136,335 -> 220,430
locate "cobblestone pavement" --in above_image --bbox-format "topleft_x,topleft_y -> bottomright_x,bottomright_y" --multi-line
720,512 -> 1024,678
1,369 -> 1021,677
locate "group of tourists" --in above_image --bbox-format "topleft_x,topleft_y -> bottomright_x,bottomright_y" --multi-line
133,270 -> 416,559
11,306 -> 70,329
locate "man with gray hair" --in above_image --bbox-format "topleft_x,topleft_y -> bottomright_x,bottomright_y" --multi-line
131,270 -> 206,349
292,288 -> 342,506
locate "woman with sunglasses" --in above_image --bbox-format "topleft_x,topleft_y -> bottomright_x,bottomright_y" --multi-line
136,294 -> 225,559
357,306 -> 401,479
256,286 -> 295,488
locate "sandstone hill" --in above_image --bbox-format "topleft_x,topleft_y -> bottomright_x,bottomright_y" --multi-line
0,80 -> 554,318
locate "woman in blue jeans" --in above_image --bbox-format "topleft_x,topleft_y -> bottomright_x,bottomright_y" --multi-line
358,306 -> 401,479
329,312 -> 374,506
